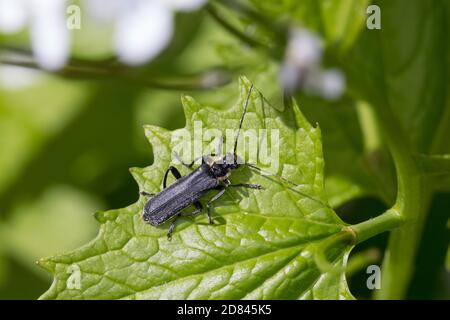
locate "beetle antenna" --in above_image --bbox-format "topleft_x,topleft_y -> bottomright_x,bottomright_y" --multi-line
245,163 -> 328,207
246,163 -> 298,187
234,84 -> 254,157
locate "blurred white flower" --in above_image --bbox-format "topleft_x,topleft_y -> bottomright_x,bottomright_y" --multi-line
0,0 -> 27,33
317,69 -> 346,100
304,68 -> 346,101
0,0 -> 207,70
285,28 -> 322,69
0,65 -> 42,90
280,28 -> 346,100
29,0 -> 69,70
0,0 -> 69,71
85,0 -> 207,65
114,1 -> 173,65
166,0 -> 207,11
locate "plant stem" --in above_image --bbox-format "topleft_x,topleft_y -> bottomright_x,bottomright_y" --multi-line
369,94 -> 427,299
0,46 -> 232,90
314,214 -> 403,276
351,209 -> 404,244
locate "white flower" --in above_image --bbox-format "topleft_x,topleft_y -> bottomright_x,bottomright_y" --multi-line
316,69 -> 346,100
0,0 -> 27,33
0,0 -> 69,71
280,28 -> 346,100
285,28 -> 322,69
0,0 -> 207,70
304,68 -> 346,101
165,0 -> 207,11
0,65 -> 42,89
29,0 -> 69,71
114,0 -> 173,65
86,0 -> 207,66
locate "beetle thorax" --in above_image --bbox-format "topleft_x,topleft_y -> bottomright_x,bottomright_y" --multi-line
205,153 -> 240,179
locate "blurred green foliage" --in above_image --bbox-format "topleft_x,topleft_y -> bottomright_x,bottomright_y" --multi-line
0,0 -> 448,299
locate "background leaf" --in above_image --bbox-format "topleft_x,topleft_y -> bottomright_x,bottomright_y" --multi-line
343,0 -> 449,153
248,0 -> 369,51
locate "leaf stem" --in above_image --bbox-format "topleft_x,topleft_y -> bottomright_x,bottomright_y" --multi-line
314,229 -> 356,274
351,209 -> 403,244
316,208 -> 404,276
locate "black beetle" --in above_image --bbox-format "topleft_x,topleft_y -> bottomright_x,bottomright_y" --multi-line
141,85 -> 317,239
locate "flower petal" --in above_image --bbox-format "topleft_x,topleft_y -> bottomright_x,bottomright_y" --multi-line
0,0 -> 27,33
319,69 -> 346,100
304,68 -> 346,101
84,0 -> 122,22
0,65 -> 42,90
286,28 -> 323,68
29,0 -> 70,70
165,0 -> 207,11
115,0 -> 174,65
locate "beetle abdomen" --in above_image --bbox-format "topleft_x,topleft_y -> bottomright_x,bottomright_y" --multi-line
143,165 -> 218,226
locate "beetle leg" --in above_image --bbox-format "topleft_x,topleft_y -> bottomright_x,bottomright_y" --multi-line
186,157 -> 202,168
206,187 -> 226,224
167,202 -> 203,240
167,214 -> 181,240
181,201 -> 203,217
229,183 -> 264,190
163,166 -> 182,188
173,152 -> 201,170
140,191 -> 155,197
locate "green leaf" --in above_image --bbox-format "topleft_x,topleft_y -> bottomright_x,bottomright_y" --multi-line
297,95 -> 395,206
39,77 -> 354,300
339,0 -> 449,299
213,41 -> 387,206
318,0 -> 370,51
213,2 -> 388,206
343,0 -> 449,153
248,0 -> 368,51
